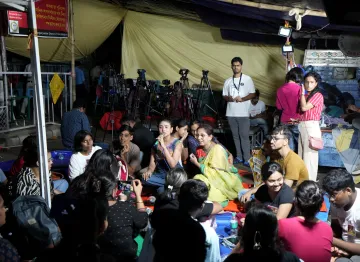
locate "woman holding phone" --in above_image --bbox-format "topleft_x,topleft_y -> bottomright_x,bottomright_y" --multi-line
142,119 -> 184,193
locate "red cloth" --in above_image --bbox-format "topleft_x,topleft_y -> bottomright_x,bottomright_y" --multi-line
9,157 -> 24,176
299,93 -> 324,121
276,82 -> 301,123
99,111 -> 123,131
278,217 -> 332,262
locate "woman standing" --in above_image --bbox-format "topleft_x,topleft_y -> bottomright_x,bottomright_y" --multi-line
298,72 -> 324,181
69,130 -> 102,180
142,119 -> 183,192
224,205 -> 300,262
254,162 -> 295,219
278,181 -> 332,262
190,124 -> 242,202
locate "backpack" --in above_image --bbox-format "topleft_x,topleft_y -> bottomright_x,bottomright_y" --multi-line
12,195 -> 62,250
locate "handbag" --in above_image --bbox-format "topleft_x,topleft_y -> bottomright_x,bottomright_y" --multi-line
305,122 -> 324,151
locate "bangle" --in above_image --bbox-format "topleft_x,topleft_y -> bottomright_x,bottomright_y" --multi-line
137,201 -> 144,204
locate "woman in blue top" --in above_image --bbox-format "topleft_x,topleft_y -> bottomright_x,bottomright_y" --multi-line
142,119 -> 183,192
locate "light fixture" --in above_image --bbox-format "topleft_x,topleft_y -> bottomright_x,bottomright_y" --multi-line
282,45 -> 294,53
278,26 -> 292,38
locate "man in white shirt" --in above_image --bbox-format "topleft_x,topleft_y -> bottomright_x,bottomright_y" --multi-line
323,169 -> 360,244
222,57 -> 256,166
249,89 -> 268,136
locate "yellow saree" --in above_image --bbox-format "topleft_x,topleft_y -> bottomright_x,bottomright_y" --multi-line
194,144 -> 243,202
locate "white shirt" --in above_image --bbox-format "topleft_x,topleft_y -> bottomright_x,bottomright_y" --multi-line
201,220 -> 221,262
222,74 -> 255,117
249,100 -> 266,117
331,188 -> 360,243
68,146 -> 102,180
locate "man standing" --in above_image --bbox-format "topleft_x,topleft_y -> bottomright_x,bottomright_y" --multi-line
249,89 -> 268,136
222,57 -> 256,166
75,61 -> 87,99
61,99 -> 90,149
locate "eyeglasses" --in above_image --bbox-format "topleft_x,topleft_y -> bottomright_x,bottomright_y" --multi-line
270,136 -> 285,141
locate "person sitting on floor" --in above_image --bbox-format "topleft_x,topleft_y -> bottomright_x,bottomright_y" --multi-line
249,89 -> 268,136
240,126 -> 308,203
61,99 -> 91,149
8,147 -> 67,199
178,179 -> 221,262
121,116 -> 155,169
323,169 -> 360,245
94,173 -> 148,262
9,135 -> 36,176
189,124 -> 243,203
171,119 -> 189,164
152,168 -> 223,223
142,119 -> 183,193
113,125 -> 141,178
224,204 -> 300,262
254,162 -> 295,219
278,180 -> 332,262
69,130 -> 102,180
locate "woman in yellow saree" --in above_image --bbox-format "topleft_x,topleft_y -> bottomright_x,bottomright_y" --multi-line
189,124 -> 243,202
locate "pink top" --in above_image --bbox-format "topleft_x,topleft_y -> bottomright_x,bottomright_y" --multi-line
299,92 -> 324,121
276,82 -> 301,123
278,217 -> 332,262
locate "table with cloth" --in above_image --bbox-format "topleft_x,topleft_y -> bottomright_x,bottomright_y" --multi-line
216,195 -> 331,259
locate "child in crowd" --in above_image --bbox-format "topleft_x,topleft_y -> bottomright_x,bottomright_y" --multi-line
249,89 -> 268,136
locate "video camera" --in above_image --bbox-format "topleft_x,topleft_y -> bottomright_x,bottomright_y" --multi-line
202,70 -> 209,78
179,69 -> 189,77
162,79 -> 170,86
137,69 -> 146,80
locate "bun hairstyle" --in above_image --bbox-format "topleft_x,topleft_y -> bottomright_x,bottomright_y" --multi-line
164,168 -> 188,200
295,180 -> 323,219
87,170 -> 117,200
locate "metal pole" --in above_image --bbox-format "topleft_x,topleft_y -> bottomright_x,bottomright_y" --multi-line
29,0 -> 51,207
0,36 -> 9,130
70,0 -> 76,102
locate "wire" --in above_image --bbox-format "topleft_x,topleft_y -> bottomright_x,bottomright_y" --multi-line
297,23 -> 330,34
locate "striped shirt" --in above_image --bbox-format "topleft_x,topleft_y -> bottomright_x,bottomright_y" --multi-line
299,92 -> 324,121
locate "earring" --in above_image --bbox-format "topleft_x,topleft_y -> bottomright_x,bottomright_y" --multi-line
253,231 -> 262,250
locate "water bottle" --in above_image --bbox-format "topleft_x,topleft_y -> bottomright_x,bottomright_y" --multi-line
58,153 -> 64,160
230,212 -> 238,235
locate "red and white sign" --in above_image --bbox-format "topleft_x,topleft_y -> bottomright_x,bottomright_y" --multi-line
7,0 -> 68,38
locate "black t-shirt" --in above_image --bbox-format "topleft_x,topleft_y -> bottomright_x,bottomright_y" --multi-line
152,197 -> 213,226
98,201 -> 148,260
132,122 -> 155,167
255,183 -> 295,217
224,251 -> 300,262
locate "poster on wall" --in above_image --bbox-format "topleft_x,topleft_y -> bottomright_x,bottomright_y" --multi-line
7,0 -> 68,38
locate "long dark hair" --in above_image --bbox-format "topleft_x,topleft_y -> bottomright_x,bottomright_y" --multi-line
85,149 -> 119,179
304,72 -> 321,102
241,204 -> 282,260
19,135 -> 36,158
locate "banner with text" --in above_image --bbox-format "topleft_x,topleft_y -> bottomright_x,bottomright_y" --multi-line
7,0 -> 68,38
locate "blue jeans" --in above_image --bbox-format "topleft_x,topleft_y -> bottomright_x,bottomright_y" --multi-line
250,118 -> 268,136
238,189 -> 255,201
286,125 -> 299,153
53,179 -> 69,193
142,173 -> 165,194
0,169 -> 7,183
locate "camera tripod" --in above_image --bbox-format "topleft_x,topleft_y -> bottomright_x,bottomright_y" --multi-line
195,70 -> 226,134
128,69 -> 147,118
178,69 -> 195,120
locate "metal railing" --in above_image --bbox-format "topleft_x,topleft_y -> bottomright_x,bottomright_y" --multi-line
0,71 -> 72,132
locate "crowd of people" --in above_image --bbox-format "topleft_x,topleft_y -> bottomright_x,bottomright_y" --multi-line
0,56 -> 359,262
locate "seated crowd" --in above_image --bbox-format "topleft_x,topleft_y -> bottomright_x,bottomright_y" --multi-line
1,112 -> 360,262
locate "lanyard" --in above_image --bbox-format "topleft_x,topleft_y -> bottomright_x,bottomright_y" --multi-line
232,73 -> 242,91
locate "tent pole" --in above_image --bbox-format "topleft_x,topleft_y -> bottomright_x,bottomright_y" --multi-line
29,0 -> 52,207
70,0 -> 75,106
0,35 -> 9,130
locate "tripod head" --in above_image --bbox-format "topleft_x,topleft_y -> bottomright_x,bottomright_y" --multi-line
202,70 -> 209,79
179,69 -> 189,80
137,69 -> 146,81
